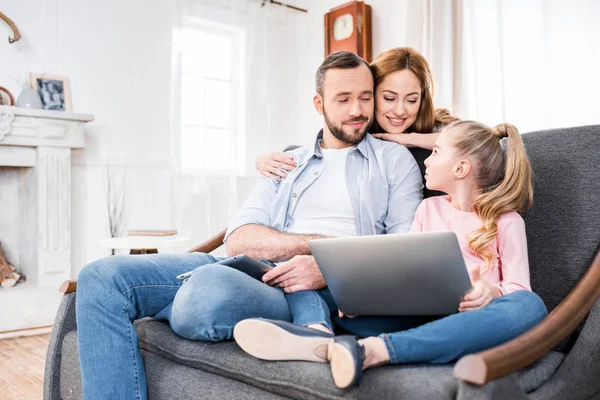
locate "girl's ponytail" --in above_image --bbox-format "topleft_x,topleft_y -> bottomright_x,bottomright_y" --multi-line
449,121 -> 533,274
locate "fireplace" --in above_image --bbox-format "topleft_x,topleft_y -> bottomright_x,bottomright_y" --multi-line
0,105 -> 92,332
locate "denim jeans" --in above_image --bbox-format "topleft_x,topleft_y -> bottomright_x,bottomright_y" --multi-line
76,253 -> 332,400
332,290 -> 548,364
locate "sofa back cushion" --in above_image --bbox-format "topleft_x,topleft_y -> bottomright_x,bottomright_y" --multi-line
521,125 -> 600,350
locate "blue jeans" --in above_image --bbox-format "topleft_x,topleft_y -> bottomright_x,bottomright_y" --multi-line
76,253 -> 332,400
332,290 -> 548,364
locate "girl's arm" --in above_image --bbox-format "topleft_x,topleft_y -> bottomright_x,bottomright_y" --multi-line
255,152 -> 297,182
371,132 -> 439,150
493,214 -> 532,294
460,214 -> 530,311
409,200 -> 426,232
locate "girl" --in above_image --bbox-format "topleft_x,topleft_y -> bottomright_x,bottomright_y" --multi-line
234,121 -> 548,389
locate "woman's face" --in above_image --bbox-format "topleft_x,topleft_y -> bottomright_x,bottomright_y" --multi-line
375,69 -> 422,134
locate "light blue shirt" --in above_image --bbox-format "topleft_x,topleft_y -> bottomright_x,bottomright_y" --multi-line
225,131 -> 424,242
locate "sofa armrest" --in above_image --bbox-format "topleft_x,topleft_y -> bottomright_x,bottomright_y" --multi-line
44,291 -> 78,399
60,279 -> 78,294
454,249 -> 600,385
187,228 -> 226,254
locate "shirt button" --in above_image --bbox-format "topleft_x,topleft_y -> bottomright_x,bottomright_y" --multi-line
314,171 -> 318,175
285,223 -> 290,228
292,193 -> 297,197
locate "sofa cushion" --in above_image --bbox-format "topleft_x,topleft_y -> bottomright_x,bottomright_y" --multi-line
137,318 -> 565,399
143,351 -> 286,400
519,126 -> 600,351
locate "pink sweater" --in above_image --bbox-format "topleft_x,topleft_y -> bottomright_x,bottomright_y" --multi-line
410,196 -> 531,294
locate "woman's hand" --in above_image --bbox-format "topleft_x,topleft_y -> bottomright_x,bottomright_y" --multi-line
459,279 -> 501,312
255,152 -> 297,182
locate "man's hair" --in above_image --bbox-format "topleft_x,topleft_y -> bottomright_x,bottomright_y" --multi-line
315,51 -> 372,97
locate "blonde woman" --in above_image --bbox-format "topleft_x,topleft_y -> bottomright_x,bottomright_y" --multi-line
234,121 -> 547,389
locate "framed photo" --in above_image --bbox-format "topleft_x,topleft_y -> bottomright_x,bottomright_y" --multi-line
0,86 -> 14,106
30,73 -> 72,112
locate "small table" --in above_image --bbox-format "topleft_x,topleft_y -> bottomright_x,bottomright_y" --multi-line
98,236 -> 191,254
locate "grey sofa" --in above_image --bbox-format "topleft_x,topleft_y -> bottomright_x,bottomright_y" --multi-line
44,125 -> 600,400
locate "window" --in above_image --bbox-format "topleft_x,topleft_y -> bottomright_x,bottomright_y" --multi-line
176,18 -> 245,174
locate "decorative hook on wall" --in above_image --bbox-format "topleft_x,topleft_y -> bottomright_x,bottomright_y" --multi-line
0,11 -> 22,44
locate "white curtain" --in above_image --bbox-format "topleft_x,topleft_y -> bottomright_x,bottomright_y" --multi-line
422,0 -> 600,132
420,0 -> 463,115
170,0 -> 309,254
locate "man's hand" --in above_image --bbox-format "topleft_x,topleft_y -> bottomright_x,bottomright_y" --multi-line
262,255 -> 326,293
459,279 -> 501,312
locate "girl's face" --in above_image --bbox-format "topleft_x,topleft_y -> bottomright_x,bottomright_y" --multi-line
423,130 -> 460,193
375,69 -> 422,134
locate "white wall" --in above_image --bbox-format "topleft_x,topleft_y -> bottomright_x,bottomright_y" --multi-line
1,0 -> 175,275
0,0 -> 326,274
0,0 -> 442,277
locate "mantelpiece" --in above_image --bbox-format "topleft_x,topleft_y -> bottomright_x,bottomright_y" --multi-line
0,106 -> 93,332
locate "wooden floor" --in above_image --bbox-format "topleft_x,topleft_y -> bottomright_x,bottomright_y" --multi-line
0,334 -> 49,400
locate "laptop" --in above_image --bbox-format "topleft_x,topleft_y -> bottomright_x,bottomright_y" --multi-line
309,231 -> 472,316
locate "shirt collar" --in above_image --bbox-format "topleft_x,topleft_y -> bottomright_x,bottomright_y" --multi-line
310,129 -> 370,160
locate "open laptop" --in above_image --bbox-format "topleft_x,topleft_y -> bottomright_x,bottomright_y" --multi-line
309,231 -> 472,316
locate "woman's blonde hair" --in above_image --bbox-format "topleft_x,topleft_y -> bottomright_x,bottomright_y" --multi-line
447,120 -> 534,275
370,47 -> 459,133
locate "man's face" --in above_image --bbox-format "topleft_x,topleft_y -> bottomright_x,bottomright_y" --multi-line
315,65 -> 374,145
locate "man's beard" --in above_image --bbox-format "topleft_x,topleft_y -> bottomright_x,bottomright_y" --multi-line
323,106 -> 372,145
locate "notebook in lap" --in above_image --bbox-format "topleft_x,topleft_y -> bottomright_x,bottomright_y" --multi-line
309,231 -> 472,316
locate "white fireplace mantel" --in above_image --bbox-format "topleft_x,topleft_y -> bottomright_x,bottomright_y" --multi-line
0,105 -> 94,332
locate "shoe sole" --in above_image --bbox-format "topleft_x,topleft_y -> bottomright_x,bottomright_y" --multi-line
234,319 -> 332,363
330,343 -> 357,389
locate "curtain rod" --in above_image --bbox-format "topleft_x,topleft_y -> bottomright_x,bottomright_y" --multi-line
261,0 -> 308,13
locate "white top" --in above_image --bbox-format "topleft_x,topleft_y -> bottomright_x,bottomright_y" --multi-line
287,145 -> 357,238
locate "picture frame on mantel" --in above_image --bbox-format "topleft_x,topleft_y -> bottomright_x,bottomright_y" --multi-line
30,73 -> 73,112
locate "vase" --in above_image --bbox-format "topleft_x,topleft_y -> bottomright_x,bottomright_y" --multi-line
16,88 -> 43,109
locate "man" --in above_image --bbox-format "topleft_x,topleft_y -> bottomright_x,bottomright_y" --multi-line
76,51 -> 423,399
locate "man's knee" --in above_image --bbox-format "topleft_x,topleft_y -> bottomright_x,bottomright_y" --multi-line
76,256 -> 136,318
78,256 -> 130,292
170,264 -> 242,341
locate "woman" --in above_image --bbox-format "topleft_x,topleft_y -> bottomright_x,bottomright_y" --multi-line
256,47 -> 459,194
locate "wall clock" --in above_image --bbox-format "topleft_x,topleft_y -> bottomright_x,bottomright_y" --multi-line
324,1 -> 372,62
